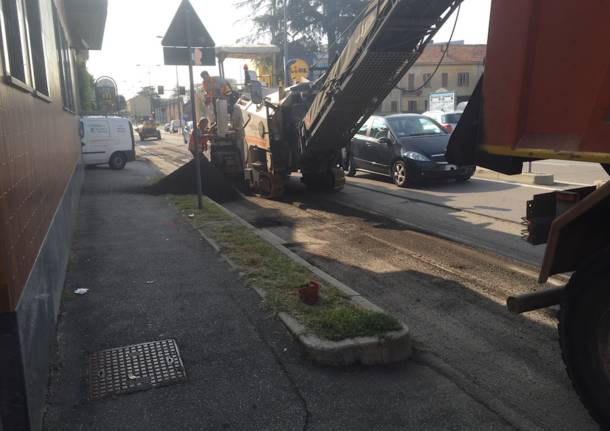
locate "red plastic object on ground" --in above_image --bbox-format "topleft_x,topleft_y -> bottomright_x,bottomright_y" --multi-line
299,281 -> 320,305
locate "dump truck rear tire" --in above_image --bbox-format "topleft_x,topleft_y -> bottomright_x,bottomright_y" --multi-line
559,270 -> 610,429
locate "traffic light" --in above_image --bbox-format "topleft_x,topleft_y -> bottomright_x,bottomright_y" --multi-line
178,86 -> 186,95
157,85 -> 164,95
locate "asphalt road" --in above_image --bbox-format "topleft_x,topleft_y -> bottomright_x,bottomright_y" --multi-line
139,132 -> 547,265
135,134 -> 602,429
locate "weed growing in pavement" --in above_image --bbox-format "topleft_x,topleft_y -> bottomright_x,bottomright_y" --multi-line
170,195 -> 402,341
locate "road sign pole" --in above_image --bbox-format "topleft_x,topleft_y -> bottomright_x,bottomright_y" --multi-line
186,10 -> 203,210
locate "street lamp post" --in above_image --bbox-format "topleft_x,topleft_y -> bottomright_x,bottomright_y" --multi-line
283,0 -> 288,85
175,65 -> 183,128
155,35 -> 183,128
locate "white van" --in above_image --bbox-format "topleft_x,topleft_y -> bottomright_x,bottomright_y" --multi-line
80,116 -> 136,170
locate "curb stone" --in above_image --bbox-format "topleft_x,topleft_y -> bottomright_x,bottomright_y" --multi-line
200,196 -> 412,366
475,168 -> 554,186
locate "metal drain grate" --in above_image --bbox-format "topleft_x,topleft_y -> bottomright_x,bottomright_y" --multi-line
88,339 -> 187,400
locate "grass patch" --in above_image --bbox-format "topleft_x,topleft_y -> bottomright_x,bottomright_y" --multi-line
170,195 -> 402,341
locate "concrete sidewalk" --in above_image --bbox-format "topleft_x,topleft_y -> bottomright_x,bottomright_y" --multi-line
43,160 -> 516,431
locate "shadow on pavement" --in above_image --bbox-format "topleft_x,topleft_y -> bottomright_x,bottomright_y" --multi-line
353,171 -> 519,194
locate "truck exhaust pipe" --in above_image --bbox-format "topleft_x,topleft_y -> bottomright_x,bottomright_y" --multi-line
506,287 -> 567,314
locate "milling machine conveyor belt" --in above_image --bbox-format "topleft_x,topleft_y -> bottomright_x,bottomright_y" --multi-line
301,0 -> 463,154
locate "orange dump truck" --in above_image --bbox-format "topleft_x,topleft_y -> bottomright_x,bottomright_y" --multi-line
447,1 -> 610,426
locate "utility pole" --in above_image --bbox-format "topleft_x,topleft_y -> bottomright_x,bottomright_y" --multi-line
176,66 -> 183,127
186,10 -> 203,210
162,0 -> 214,210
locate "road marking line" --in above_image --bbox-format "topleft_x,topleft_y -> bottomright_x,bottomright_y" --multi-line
506,264 -> 567,287
471,177 -> 559,191
361,232 -> 491,287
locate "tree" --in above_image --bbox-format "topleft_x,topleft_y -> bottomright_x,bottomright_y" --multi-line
75,59 -> 96,113
137,86 -> 161,109
236,0 -> 367,62
288,0 -> 368,59
117,95 -> 127,111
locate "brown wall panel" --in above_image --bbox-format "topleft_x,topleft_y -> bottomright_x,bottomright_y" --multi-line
0,0 -> 81,312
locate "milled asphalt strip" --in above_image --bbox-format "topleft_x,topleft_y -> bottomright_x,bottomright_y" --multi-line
328,188 -> 568,287
318,191 -> 536,263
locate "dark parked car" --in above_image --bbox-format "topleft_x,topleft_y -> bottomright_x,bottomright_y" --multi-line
344,114 -> 475,187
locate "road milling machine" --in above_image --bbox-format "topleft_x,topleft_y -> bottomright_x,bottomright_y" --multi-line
209,0 -> 463,198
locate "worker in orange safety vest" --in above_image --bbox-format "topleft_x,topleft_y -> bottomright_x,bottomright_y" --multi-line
200,71 -> 233,106
188,117 -> 213,158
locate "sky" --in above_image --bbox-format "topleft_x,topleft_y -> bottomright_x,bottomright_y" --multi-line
89,0 -> 492,99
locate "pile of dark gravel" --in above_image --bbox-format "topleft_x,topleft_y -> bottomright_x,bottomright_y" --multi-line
147,158 -> 240,203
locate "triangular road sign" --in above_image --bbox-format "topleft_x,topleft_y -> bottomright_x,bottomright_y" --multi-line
162,0 -> 215,48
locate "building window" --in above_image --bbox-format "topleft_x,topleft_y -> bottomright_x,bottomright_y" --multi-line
25,0 -> 47,95
407,73 -> 414,90
0,0 -> 48,94
53,5 -> 75,111
422,73 -> 432,88
390,101 -> 398,113
1,0 -> 31,84
407,100 -> 417,113
458,72 -> 470,87
441,72 -> 448,88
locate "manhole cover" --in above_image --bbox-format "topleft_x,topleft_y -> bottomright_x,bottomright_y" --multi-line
88,339 -> 187,400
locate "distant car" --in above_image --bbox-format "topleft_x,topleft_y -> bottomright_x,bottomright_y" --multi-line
164,123 -> 171,132
422,110 -> 463,133
344,114 -> 475,187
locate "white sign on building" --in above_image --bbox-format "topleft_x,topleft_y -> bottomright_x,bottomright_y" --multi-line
429,91 -> 456,112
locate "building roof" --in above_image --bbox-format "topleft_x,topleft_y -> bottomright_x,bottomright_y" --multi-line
64,0 -> 108,50
416,43 -> 486,65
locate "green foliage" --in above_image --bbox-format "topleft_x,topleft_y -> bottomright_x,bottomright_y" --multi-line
118,95 -> 127,110
236,0 -> 368,59
137,86 -> 162,109
75,59 -> 96,113
310,307 -> 402,341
